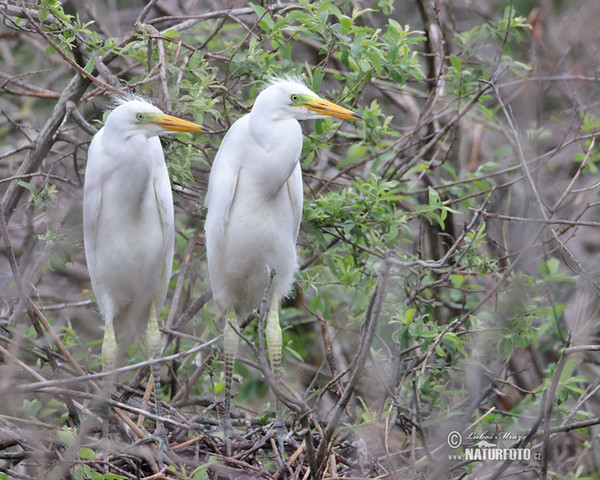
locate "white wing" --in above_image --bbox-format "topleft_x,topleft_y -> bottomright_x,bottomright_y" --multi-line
82,128 -> 106,300
150,137 -> 175,311
204,118 -> 246,248
286,161 -> 303,243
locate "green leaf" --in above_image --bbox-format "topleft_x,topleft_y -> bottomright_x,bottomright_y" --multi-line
249,3 -> 266,18
547,257 -> 560,276
38,7 -> 49,23
78,447 -> 96,460
559,357 -> 578,383
339,15 -> 353,33
56,427 -> 76,447
83,55 -> 95,74
311,66 -> 324,92
338,144 -> 368,167
188,50 -> 204,69
163,28 -> 179,38
17,180 -> 38,196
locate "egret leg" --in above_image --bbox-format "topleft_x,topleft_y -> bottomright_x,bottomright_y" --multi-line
101,320 -> 117,470
144,300 -> 168,466
265,295 -> 285,460
222,307 -> 239,456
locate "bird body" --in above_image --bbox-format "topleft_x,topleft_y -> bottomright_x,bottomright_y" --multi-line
84,122 -> 173,340
83,98 -> 205,461
204,78 -> 361,456
205,112 -> 303,316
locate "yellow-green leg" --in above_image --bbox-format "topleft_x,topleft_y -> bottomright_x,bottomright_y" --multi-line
101,320 -> 117,469
144,300 -> 168,466
223,307 -> 239,456
265,295 -> 285,459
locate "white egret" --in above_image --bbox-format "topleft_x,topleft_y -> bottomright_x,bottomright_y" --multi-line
83,98 -> 206,460
204,78 -> 361,456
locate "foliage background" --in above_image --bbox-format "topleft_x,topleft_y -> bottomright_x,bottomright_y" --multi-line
1,0 -> 600,479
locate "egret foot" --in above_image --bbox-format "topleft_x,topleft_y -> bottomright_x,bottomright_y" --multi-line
101,321 -> 118,472
222,307 -> 240,456
274,401 -> 286,462
129,421 -> 174,469
266,296 -> 285,461
142,300 -> 171,467
249,412 -> 287,463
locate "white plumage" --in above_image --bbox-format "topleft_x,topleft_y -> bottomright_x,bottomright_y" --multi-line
83,98 -> 205,459
84,100 -> 175,341
204,78 -> 361,456
205,83 -> 304,316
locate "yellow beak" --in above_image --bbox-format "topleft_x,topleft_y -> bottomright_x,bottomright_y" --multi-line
151,114 -> 207,133
304,97 -> 362,120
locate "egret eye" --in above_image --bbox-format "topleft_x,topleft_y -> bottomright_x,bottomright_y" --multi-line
136,113 -> 144,121
290,94 -> 299,103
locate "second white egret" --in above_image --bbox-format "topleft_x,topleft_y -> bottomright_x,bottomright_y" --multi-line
204,78 -> 361,456
83,98 -> 206,461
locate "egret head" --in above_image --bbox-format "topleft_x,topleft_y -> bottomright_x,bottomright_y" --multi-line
105,98 -> 206,138
255,78 -> 362,122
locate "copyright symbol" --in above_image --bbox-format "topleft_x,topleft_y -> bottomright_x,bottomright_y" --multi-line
447,431 -> 462,449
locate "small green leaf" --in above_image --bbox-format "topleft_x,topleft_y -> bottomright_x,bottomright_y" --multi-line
339,15 -> 353,32
83,55 -> 95,74
163,28 -> 179,38
188,50 -> 204,69
78,447 -> 96,460
57,427 -> 76,447
17,180 -> 38,196
338,144 -> 368,167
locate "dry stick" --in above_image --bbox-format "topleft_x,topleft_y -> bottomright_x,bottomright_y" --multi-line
149,4 -> 298,33
66,100 -> 98,136
1,74 -> 90,219
126,289 -> 213,397
0,70 -> 60,98
0,207 -> 81,426
28,301 -> 149,442
486,80 -> 600,297
488,333 -> 578,480
551,137 -> 595,213
273,440 -> 306,480
469,209 -> 600,228
19,335 -> 222,392
1,0 -> 161,220
162,235 -> 197,354
125,251 -> 207,398
20,6 -> 119,95
171,434 -> 204,452
315,310 -> 343,397
31,387 -> 200,438
0,344 -> 46,383
171,289 -> 213,334
147,26 -> 171,112
550,417 -> 600,435
170,348 -> 215,405
541,332 -> 571,480
311,257 -> 392,479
